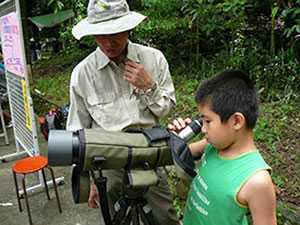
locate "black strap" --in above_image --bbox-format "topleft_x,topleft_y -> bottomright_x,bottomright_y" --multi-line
141,126 -> 170,145
168,133 -> 197,178
94,173 -> 113,225
125,146 -> 133,169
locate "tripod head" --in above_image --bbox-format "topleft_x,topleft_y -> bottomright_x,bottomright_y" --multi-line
89,157 -> 158,225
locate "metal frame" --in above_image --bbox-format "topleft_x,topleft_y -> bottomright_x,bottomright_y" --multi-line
0,0 -> 40,157
0,0 -> 28,161
0,0 -> 64,193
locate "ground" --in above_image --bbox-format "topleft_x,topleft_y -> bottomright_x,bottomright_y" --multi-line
0,129 -> 102,225
261,110 -> 300,206
29,52 -> 300,224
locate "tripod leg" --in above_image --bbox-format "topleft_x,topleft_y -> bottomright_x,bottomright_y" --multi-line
93,174 -> 112,225
112,198 -> 129,225
121,205 -> 133,225
138,203 -> 157,225
132,205 -> 140,225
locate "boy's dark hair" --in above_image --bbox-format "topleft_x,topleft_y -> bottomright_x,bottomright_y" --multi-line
195,70 -> 258,129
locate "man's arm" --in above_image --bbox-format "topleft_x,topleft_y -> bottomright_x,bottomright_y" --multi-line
66,70 -> 92,131
67,69 -> 99,208
239,170 -> 277,225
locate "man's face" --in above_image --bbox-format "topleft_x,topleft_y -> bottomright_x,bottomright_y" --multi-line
94,32 -> 129,59
198,103 -> 235,150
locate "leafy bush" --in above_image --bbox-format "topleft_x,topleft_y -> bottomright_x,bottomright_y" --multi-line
280,0 -> 300,38
277,201 -> 300,225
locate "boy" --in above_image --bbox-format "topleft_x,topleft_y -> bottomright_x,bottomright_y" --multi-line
169,70 -> 277,225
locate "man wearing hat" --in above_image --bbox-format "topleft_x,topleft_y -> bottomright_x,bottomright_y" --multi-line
67,0 -> 179,224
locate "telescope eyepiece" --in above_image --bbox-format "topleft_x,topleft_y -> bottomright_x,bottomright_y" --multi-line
177,118 -> 202,142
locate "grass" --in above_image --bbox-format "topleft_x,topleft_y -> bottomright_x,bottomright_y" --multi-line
31,49 -> 300,224
30,48 -> 92,114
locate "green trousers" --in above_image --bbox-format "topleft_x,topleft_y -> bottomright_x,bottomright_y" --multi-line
103,167 -> 180,225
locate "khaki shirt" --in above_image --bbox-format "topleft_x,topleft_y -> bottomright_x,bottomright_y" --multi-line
66,42 -> 176,131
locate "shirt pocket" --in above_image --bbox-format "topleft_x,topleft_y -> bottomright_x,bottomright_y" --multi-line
87,93 -> 117,127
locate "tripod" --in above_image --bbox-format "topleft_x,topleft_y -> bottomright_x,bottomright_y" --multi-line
91,157 -> 157,225
111,175 -> 156,225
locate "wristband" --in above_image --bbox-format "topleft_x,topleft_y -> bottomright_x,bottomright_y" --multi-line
144,82 -> 157,95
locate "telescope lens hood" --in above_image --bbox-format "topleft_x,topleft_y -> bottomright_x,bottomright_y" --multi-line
48,130 -> 80,166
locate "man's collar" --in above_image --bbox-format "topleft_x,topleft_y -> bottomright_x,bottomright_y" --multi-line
127,41 -> 140,63
96,47 -> 110,70
96,41 -> 140,70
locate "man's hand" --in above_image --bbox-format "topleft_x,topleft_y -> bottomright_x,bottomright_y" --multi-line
88,183 -> 100,208
124,60 -> 154,91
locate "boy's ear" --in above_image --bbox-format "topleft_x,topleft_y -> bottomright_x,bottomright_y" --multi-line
230,112 -> 245,130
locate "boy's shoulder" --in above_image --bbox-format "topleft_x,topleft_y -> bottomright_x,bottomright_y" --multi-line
238,169 -> 274,205
237,169 -> 277,225
245,169 -> 273,191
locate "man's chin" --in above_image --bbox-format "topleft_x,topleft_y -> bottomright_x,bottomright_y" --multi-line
106,52 -> 121,59
104,50 -> 119,58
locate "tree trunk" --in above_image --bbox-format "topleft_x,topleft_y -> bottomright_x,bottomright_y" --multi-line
19,0 -> 31,64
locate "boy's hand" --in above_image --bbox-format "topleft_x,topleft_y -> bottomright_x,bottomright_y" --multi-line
167,117 -> 192,133
169,117 -> 207,157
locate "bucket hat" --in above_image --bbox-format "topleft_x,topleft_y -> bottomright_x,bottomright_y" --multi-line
72,0 -> 146,40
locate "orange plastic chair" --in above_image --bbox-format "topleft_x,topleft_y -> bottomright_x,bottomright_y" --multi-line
12,156 -> 62,225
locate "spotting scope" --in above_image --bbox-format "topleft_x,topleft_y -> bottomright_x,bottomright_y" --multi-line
48,119 -> 202,170
47,119 -> 202,202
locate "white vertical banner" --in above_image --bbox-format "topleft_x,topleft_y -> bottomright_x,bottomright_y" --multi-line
0,11 -> 25,77
0,0 -> 38,156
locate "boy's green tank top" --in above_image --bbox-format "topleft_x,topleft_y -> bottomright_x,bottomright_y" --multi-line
183,144 -> 271,225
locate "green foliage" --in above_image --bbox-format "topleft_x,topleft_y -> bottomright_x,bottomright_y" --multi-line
38,0 -> 299,102
58,0 -> 89,50
133,17 -> 189,61
182,0 -> 248,32
32,47 -> 91,73
32,69 -> 71,107
31,48 -> 92,113
254,102 -> 294,149
143,0 -> 183,17
253,101 -> 299,223
47,0 -> 64,13
135,0 -> 300,102
214,36 -> 299,101
173,76 -> 199,118
277,201 -> 300,225
280,0 -> 300,38
132,0 -> 189,62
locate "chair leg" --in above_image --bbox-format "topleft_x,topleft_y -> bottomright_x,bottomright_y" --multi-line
12,171 -> 22,212
48,167 -> 62,213
41,169 -> 50,200
21,175 -> 33,225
